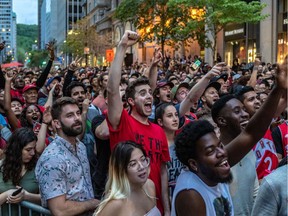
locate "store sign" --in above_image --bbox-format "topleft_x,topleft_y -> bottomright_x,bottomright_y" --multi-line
106,50 -> 114,62
225,28 -> 244,36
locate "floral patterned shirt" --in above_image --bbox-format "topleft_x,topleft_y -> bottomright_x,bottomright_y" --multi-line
35,135 -> 94,207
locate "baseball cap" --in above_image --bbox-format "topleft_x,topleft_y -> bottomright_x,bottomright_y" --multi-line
170,82 -> 190,100
203,81 -> 221,94
233,74 -> 242,81
210,73 -> 228,83
156,80 -> 174,89
46,76 -> 61,87
23,84 -> 38,93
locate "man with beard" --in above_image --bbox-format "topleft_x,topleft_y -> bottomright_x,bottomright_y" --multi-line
171,59 -> 287,216
35,97 -> 100,216
107,30 -> 170,215
65,81 -> 101,195
196,81 -> 221,118
211,95 -> 259,215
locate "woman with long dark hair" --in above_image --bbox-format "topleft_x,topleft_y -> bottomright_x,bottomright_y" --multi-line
0,128 -> 41,215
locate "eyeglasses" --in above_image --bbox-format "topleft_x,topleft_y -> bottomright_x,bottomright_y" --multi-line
128,157 -> 150,170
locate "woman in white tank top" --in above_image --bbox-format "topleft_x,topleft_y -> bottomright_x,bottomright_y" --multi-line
94,141 -> 161,216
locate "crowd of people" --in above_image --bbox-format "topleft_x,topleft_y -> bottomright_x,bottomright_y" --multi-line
0,30 -> 287,216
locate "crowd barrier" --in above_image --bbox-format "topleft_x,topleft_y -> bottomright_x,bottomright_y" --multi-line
0,201 -> 52,216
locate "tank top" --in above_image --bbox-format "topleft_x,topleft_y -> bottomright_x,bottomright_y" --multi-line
144,206 -> 161,216
171,170 -> 234,216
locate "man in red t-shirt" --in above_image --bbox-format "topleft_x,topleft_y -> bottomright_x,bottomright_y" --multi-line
106,30 -> 170,215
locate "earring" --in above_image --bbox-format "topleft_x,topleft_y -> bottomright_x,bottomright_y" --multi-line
195,167 -> 198,172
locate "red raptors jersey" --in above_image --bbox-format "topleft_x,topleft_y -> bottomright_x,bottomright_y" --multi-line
253,129 -> 279,180
278,121 -> 288,157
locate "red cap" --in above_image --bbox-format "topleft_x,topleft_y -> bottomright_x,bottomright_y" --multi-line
23,84 -> 38,93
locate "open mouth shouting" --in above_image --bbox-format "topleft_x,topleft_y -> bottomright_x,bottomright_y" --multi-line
240,120 -> 249,130
144,102 -> 152,112
216,159 -> 230,174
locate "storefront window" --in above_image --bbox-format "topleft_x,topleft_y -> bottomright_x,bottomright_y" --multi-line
277,32 -> 287,63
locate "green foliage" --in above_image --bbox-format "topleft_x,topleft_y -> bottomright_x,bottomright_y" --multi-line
115,0 -> 182,52
28,50 -> 48,68
115,0 -> 267,61
16,24 -> 38,63
61,17 -> 112,59
3,55 -> 12,63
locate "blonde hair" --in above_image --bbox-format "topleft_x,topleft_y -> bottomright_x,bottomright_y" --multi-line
94,141 -> 146,215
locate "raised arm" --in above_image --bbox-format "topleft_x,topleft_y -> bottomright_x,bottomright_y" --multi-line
247,58 -> 261,88
63,57 -> 81,93
178,63 -> 224,117
107,31 -> 139,129
36,106 -> 52,154
146,47 -> 163,92
3,74 -> 19,130
0,42 -> 6,88
36,42 -> 55,88
227,57 -> 288,166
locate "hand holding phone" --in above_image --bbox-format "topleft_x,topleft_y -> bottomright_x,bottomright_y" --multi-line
11,187 -> 23,196
190,60 -> 201,70
33,122 -> 42,134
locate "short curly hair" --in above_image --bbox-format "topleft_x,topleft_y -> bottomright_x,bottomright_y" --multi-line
125,76 -> 150,101
175,120 -> 215,167
211,94 -> 236,124
64,81 -> 87,97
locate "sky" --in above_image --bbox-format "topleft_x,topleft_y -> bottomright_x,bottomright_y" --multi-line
13,0 -> 38,25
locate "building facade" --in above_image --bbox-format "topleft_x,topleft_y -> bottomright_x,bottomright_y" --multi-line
0,0 -> 16,62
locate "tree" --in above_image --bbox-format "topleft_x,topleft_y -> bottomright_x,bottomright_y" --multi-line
16,24 -> 38,63
28,50 -> 48,68
168,0 -> 268,63
115,0 -> 267,64
115,0 -> 184,53
61,16 -> 112,64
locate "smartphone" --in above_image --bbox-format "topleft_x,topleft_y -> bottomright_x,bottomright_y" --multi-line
33,122 -> 42,133
191,60 -> 201,70
12,187 -> 23,196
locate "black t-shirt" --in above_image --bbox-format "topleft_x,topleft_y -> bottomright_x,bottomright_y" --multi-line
91,114 -> 110,199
